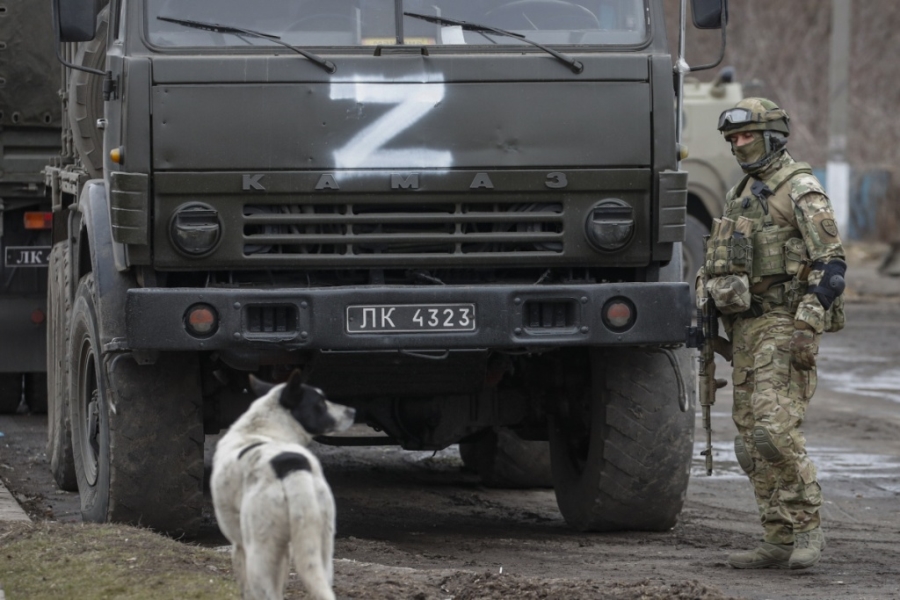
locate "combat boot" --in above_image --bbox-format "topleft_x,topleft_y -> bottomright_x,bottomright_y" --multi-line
727,542 -> 793,569
789,527 -> 826,569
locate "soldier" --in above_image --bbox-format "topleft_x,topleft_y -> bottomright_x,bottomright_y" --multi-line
704,98 -> 846,569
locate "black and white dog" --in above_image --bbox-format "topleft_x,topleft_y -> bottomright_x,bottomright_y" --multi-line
211,371 -> 355,600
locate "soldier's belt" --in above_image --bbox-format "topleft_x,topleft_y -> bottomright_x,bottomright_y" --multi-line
746,278 -> 804,318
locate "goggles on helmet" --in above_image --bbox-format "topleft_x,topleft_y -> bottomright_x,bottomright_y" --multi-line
718,107 -> 789,132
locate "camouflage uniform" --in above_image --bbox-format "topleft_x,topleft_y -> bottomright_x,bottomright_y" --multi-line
705,98 -> 846,569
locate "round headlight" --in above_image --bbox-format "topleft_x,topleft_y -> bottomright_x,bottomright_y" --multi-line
585,199 -> 634,252
169,202 -> 222,257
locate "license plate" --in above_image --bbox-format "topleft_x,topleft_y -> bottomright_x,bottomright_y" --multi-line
4,246 -> 51,268
346,303 -> 476,333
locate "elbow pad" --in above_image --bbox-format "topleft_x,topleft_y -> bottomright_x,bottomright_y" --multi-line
808,259 -> 847,310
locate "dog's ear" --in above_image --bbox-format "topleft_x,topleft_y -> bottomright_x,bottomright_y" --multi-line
278,369 -> 308,409
248,374 -> 276,398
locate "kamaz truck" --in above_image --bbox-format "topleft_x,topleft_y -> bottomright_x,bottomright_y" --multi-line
46,0 -> 726,535
0,1 -> 60,414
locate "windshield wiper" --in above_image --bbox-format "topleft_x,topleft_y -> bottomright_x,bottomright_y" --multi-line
403,12 -> 583,74
157,16 -> 336,74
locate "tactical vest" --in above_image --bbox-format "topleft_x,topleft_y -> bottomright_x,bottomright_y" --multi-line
716,162 -> 813,286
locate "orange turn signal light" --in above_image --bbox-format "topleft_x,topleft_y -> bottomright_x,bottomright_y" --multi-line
24,212 -> 52,230
110,147 -> 123,164
184,303 -> 218,337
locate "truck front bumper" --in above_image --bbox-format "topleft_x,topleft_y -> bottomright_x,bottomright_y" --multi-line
125,282 -> 691,352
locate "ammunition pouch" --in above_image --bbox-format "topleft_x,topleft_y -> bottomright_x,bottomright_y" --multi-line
705,235 -> 754,277
751,226 -> 804,281
783,237 -> 807,276
707,274 -> 752,315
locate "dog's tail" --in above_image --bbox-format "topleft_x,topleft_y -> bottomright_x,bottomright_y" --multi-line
272,451 -> 336,600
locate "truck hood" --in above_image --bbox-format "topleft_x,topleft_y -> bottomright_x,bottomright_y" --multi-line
150,61 -> 651,172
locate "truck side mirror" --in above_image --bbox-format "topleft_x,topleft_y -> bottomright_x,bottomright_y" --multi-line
56,0 -> 101,42
691,0 -> 728,29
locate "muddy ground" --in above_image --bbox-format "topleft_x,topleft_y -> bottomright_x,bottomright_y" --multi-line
2,246 -> 899,600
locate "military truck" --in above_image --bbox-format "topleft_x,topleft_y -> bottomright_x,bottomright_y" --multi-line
681,68 -> 744,280
46,0 -> 726,535
0,1 -> 60,414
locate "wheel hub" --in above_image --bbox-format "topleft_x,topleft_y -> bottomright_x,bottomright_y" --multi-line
83,388 -> 100,486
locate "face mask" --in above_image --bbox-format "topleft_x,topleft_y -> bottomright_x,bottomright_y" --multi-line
732,136 -> 767,170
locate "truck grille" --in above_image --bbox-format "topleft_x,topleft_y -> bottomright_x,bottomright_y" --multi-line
245,304 -> 298,334
242,202 -> 564,257
524,300 -> 576,329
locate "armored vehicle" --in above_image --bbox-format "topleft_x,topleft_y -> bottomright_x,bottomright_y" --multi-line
0,1 -> 60,413
47,0 -> 725,535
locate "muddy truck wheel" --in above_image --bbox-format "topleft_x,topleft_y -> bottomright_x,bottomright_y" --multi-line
47,242 -> 77,491
549,347 -> 694,532
459,427 -> 553,488
68,274 -> 204,536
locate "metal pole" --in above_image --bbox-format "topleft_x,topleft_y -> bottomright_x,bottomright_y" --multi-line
394,0 -> 405,44
827,0 -> 852,236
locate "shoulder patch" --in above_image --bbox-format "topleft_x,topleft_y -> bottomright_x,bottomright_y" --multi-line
821,218 -> 838,237
270,451 -> 311,479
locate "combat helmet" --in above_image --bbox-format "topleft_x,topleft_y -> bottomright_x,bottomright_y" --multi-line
717,97 -> 791,173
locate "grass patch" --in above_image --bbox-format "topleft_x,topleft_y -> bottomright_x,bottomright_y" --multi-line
0,522 -> 240,600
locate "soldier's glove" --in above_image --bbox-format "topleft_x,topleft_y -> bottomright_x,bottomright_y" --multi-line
789,324 -> 819,371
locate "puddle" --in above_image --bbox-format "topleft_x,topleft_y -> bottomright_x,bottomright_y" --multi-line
818,369 -> 900,404
691,441 -> 900,482
816,345 -> 900,404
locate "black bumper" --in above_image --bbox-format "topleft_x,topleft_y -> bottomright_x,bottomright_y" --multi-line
125,282 -> 691,352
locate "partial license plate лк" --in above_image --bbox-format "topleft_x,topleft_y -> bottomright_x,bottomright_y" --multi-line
346,303 -> 476,333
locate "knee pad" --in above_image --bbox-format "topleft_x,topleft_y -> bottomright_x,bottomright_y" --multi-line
752,426 -> 784,462
734,435 -> 754,474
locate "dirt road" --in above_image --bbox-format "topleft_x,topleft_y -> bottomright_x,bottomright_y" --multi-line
2,295 -> 899,599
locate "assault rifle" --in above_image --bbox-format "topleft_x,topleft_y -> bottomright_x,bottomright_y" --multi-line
687,292 -> 730,475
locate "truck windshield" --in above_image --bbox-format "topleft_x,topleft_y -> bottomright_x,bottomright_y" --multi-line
146,0 -> 647,49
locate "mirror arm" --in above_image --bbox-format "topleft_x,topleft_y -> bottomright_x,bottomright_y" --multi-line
51,0 -> 105,74
689,9 -> 728,73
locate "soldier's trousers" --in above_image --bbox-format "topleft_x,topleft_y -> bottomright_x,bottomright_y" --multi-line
731,310 -> 823,544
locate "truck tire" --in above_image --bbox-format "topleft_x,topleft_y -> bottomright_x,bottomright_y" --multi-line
459,427 -> 553,488
69,273 -> 204,536
68,6 -> 108,179
0,374 -> 22,414
683,214 -> 708,284
549,347 -> 694,532
47,242 -> 78,491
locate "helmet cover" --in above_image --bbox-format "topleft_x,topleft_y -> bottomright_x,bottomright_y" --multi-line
718,97 -> 790,137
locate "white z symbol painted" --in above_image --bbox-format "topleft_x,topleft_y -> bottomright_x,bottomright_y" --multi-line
330,75 -> 453,170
